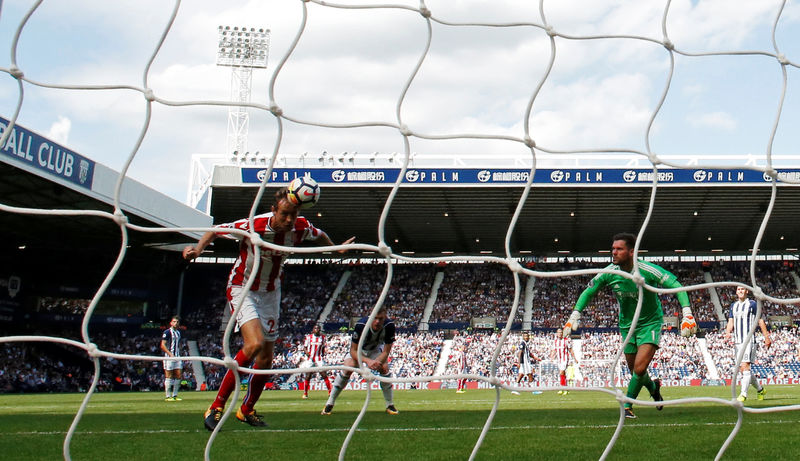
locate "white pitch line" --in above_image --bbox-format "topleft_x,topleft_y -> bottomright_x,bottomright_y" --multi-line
2,419 -> 797,436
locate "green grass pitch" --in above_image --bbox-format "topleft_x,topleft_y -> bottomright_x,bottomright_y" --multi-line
1,386 -> 799,460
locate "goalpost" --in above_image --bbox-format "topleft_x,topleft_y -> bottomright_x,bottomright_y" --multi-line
3,1 -> 800,460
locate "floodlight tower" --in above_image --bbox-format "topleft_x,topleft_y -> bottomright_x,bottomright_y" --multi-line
216,25 -> 270,160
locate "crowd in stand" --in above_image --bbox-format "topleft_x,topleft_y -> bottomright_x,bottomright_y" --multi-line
3,326 -> 799,393
2,260 -> 800,393
326,264 -> 436,328
431,264 -> 520,324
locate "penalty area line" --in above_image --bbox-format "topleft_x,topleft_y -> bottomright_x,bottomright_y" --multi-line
3,419 -> 797,436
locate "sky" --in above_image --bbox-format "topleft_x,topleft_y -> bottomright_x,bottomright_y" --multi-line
1,0 -> 800,203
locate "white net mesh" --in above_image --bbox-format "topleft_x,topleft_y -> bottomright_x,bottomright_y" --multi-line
2,1 -> 800,460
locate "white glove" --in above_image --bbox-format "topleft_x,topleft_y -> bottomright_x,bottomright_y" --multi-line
562,311 -> 581,337
680,307 -> 698,337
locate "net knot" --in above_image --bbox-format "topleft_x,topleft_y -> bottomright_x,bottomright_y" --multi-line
223,356 -> 239,370
269,103 -> 283,117
9,65 -> 24,79
545,26 -> 557,37
506,259 -> 522,274
86,343 -> 101,358
662,39 -> 674,51
419,7 -> 431,18
523,135 -> 535,148
777,53 -> 788,65
113,211 -> 129,225
250,232 -> 265,248
399,124 -> 412,136
361,368 -> 376,381
631,273 -> 645,286
143,88 -> 155,102
378,243 -> 392,257
764,167 -> 778,180
750,286 -> 765,300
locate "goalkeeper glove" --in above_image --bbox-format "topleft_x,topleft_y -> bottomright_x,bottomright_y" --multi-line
562,311 -> 581,337
680,307 -> 698,337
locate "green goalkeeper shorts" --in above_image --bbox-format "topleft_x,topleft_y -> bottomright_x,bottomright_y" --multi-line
619,321 -> 661,354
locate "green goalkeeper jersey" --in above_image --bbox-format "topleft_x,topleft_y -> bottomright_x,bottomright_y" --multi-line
573,260 -> 690,329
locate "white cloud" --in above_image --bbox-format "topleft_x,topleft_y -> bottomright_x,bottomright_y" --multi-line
1,0 -> 797,201
686,111 -> 737,131
46,116 -> 71,144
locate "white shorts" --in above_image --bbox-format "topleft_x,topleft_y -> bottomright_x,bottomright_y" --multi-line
558,360 -> 569,372
301,358 -> 327,369
228,286 -> 280,341
519,361 -> 533,375
360,348 -> 383,363
736,341 -> 757,364
163,356 -> 182,371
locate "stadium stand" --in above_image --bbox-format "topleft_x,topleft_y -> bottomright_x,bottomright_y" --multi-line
2,260 -> 799,393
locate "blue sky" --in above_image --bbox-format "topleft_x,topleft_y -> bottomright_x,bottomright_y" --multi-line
1,0 -> 799,202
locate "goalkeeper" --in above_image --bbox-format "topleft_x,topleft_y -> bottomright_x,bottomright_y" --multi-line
561,233 -> 698,419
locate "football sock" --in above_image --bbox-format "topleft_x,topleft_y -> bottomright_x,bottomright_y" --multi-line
324,375 -> 332,391
560,374 -> 567,386
212,350 -> 251,409
740,370 -> 752,397
326,374 -> 348,405
625,373 -> 646,407
641,372 -> 656,395
380,373 -> 393,406
750,373 -> 763,392
164,378 -> 172,398
241,367 -> 269,413
172,377 -> 180,397
304,378 -> 311,393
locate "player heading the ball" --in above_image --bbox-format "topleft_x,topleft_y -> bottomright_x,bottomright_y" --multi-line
182,186 -> 354,431
561,232 -> 698,419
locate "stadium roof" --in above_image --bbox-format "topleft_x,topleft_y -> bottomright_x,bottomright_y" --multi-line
4,129 -> 799,262
0,119 -> 211,258
203,165 -> 800,260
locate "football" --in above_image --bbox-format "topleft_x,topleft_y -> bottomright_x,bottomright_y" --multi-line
287,176 -> 320,209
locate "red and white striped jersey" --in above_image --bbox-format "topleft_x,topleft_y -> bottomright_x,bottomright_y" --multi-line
554,336 -> 572,363
217,213 -> 323,293
304,333 -> 326,361
453,350 -> 466,371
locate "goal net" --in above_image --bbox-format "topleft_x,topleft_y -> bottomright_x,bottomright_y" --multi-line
2,1 -> 800,460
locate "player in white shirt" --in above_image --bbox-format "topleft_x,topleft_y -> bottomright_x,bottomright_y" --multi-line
552,328 -> 579,395
725,286 -> 771,401
301,324 -> 332,399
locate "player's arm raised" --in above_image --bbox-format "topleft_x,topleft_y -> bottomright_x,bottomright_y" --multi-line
563,276 -> 602,337
661,277 -> 697,337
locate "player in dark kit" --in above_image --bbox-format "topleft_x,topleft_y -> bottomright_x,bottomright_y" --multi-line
322,307 -> 398,415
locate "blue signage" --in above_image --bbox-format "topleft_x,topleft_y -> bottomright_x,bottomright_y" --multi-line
241,167 -> 800,186
0,116 -> 94,189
